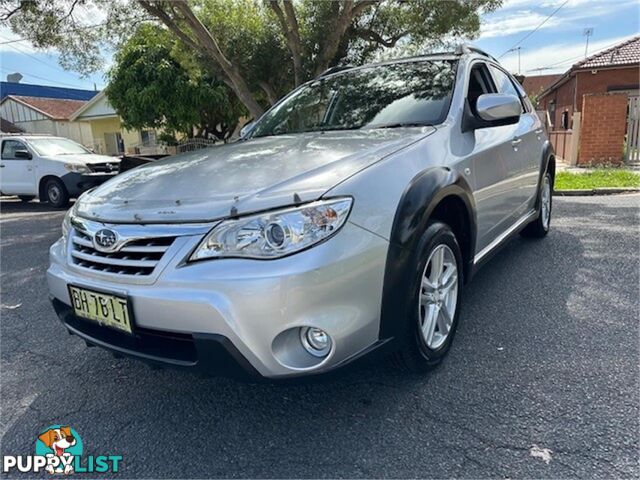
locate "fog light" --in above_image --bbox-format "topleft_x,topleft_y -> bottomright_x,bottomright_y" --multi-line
300,327 -> 332,357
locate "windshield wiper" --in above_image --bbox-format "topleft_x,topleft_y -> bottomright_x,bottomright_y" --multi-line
367,122 -> 431,130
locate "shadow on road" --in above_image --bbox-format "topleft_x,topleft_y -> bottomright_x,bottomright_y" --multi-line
0,197 -> 71,215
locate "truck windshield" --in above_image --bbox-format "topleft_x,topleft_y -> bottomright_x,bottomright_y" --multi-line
28,138 -> 91,156
250,60 -> 456,138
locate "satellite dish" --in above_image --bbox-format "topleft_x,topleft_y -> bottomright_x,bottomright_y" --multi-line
6,73 -> 22,83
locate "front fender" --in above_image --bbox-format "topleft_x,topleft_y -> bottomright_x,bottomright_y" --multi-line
379,166 -> 476,341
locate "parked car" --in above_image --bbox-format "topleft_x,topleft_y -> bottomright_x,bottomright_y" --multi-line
0,134 -> 120,207
47,45 -> 554,379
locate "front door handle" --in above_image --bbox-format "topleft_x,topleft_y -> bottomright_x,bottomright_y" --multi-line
535,129 -> 544,134
511,138 -> 522,146
0,164 -> 5,168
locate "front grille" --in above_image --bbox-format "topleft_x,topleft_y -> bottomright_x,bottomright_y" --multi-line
70,230 -> 176,276
87,162 -> 119,174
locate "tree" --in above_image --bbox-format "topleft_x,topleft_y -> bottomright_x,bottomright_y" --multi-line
3,0 -> 502,118
105,25 -> 245,142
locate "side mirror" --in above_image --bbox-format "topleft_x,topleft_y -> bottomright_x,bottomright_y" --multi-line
476,94 -> 522,122
14,149 -> 32,160
462,94 -> 521,133
239,121 -> 255,139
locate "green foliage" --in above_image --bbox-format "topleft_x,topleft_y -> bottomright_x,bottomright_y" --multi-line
105,25 -> 245,140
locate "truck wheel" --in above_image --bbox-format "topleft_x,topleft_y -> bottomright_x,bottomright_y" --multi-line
393,221 -> 463,373
521,171 -> 552,238
44,178 -> 69,208
18,195 -> 35,202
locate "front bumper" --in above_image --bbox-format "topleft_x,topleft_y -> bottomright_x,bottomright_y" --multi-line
47,222 -> 389,378
61,172 -> 118,197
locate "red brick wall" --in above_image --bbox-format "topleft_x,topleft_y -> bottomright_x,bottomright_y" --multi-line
578,93 -> 628,165
539,66 -> 638,129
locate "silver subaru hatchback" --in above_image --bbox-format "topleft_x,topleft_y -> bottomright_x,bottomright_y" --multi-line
48,46 -> 554,379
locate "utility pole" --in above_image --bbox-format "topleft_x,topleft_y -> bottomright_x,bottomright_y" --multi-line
507,47 -> 522,75
583,28 -> 594,59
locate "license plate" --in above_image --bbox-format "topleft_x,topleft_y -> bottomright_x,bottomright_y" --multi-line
68,286 -> 133,335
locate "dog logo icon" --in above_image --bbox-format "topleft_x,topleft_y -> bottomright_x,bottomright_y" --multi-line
35,425 -> 82,475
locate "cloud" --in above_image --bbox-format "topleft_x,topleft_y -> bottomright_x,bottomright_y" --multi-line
480,0 -> 639,39
481,11 -> 561,38
498,34 -> 638,75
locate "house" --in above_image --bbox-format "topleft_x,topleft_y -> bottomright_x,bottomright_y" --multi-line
520,74 -> 561,104
0,95 -> 93,145
538,35 -> 640,130
538,36 -> 640,166
69,90 -> 160,155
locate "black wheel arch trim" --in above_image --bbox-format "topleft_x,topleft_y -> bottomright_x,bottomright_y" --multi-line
379,166 -> 477,341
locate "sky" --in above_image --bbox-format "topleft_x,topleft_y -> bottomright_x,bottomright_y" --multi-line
0,0 -> 638,92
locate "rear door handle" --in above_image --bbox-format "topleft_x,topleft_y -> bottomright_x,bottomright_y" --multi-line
511,138 -> 522,146
0,164 -> 4,168
535,129 -> 544,134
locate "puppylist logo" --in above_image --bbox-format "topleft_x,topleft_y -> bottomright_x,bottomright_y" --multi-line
3,425 -> 122,475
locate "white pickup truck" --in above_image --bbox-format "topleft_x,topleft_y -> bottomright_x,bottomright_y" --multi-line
0,134 -> 121,207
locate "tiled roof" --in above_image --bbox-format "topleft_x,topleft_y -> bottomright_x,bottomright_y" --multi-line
5,95 -> 87,120
573,35 -> 640,69
0,81 -> 98,101
522,74 -> 562,97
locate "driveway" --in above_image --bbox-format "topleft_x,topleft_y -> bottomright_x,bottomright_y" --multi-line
1,194 -> 638,478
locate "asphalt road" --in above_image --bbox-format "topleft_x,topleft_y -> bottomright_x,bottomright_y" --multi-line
1,194 -> 638,479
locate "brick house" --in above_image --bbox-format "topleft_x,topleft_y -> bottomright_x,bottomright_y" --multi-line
538,36 -> 640,165
538,36 -> 639,130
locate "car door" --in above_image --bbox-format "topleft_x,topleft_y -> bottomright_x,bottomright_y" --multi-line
0,139 -> 36,195
464,62 -> 523,254
488,64 -> 540,213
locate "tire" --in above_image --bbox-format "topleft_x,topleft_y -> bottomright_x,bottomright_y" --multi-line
44,178 -> 69,208
521,171 -> 552,238
393,221 -> 464,373
18,195 -> 35,202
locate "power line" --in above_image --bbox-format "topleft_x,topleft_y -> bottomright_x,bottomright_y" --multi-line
0,23 -> 107,45
526,37 -> 630,73
0,37 -> 96,90
498,0 -> 570,59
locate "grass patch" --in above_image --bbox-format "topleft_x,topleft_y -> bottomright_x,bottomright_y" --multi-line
555,170 -> 640,190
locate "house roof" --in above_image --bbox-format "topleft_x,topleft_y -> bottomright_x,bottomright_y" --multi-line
539,35 -> 640,100
573,35 -> 640,70
69,90 -> 115,121
3,95 -> 88,120
0,81 -> 98,101
0,117 -> 24,133
521,74 -> 562,97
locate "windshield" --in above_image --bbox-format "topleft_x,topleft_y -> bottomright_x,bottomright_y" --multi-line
250,60 -> 456,138
28,138 -> 91,156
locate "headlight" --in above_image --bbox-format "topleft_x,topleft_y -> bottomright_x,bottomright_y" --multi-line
190,198 -> 353,261
62,207 -> 73,239
64,163 -> 90,173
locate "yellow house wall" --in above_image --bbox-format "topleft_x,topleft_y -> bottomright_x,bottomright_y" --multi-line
86,117 -> 141,155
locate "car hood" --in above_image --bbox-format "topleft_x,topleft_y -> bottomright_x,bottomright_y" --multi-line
43,153 -> 120,165
75,128 -> 434,223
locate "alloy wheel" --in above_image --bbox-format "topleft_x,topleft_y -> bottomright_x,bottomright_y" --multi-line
418,244 -> 459,350
541,175 -> 551,230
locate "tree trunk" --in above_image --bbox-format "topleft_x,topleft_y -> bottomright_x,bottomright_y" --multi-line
138,1 -> 264,119
269,0 -> 304,86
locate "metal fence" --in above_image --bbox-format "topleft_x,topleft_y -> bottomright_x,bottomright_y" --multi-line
177,138 -> 219,153
548,130 -> 573,162
625,95 -> 640,164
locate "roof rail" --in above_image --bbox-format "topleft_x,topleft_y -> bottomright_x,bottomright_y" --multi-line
455,44 -> 498,62
317,65 -> 354,78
